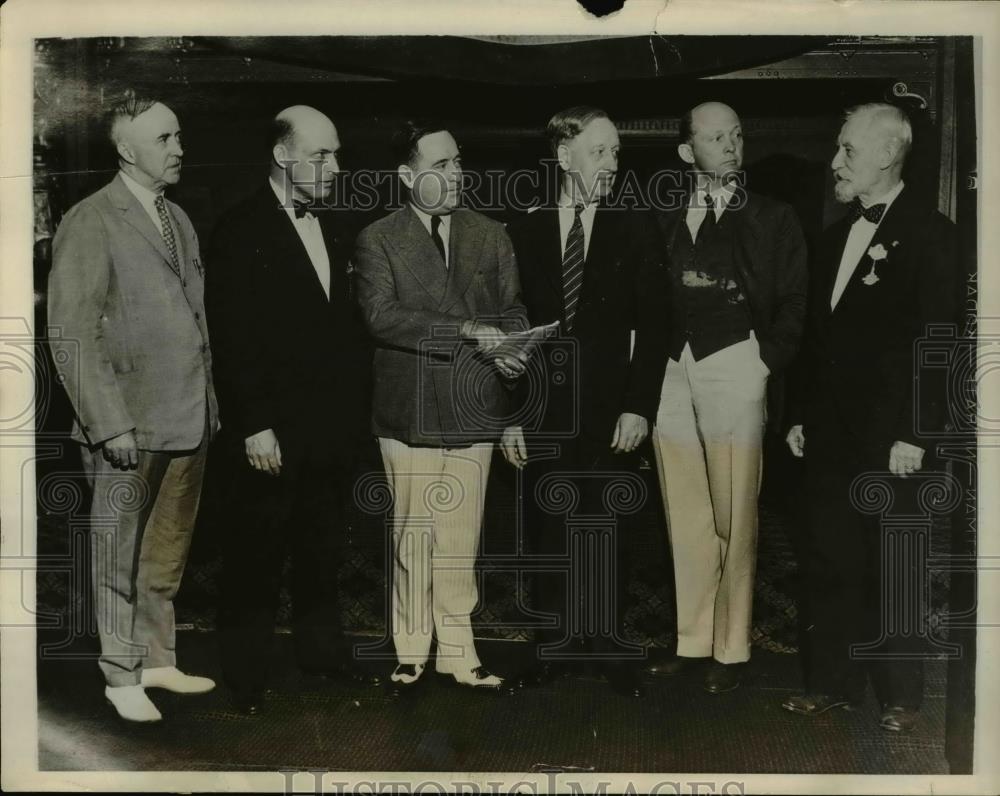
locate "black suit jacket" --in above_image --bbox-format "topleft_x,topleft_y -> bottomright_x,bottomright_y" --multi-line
206,185 -> 370,461
651,189 -> 808,376
507,205 -> 669,441
791,186 -> 959,452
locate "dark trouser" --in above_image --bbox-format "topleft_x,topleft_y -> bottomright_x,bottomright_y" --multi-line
522,433 -> 644,665
218,431 -> 349,694
800,418 -> 926,709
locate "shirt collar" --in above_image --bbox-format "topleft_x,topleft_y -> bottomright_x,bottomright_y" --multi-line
119,169 -> 163,206
861,179 -> 904,210
409,203 -> 450,234
692,181 -> 737,210
269,177 -> 299,214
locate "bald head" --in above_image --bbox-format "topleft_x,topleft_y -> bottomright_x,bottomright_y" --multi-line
270,105 -> 341,204
678,102 -> 744,191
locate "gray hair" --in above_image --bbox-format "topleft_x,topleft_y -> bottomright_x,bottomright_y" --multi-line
844,102 -> 913,163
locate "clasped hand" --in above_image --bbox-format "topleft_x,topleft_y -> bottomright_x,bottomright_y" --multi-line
462,320 -> 527,379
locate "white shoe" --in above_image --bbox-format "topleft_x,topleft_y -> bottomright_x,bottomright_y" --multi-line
105,685 -> 162,722
141,666 -> 215,694
390,663 -> 425,684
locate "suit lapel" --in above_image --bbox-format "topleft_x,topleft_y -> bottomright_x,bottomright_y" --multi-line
538,209 -> 564,300
261,188 -> 331,305
107,175 -> 180,278
389,205 -> 448,304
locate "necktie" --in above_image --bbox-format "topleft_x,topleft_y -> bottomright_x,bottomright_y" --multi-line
562,205 -> 585,333
695,194 -> 716,245
846,200 -> 886,225
293,201 -> 313,220
153,195 -> 182,277
431,215 -> 447,267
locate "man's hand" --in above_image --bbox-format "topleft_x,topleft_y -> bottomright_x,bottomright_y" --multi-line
500,425 -> 527,469
246,428 -> 282,476
494,353 -> 527,380
889,440 -> 924,478
462,320 -> 506,354
611,412 -> 648,454
102,430 -> 138,470
786,425 -> 805,458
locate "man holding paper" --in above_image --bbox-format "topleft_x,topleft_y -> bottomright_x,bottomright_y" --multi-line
501,106 -> 669,697
354,121 -> 528,694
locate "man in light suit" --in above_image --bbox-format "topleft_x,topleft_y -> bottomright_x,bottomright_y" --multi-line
782,103 -> 959,732
647,102 -> 808,694
501,106 -> 669,698
354,121 -> 528,694
207,106 -> 379,716
48,93 -> 218,722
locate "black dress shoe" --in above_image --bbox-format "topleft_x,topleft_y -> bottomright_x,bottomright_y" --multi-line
703,661 -> 744,694
519,661 -> 570,688
231,689 -> 263,716
880,705 -> 919,733
604,665 -> 644,698
781,692 -> 854,715
645,655 -> 710,677
436,666 -> 515,695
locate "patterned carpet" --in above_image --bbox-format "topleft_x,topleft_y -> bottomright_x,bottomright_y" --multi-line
34,432 -> 952,654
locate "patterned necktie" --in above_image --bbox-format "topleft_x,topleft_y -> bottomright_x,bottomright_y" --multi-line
431,215 -> 447,268
153,195 -> 182,277
562,205 -> 585,333
846,200 -> 886,225
696,194 -> 716,245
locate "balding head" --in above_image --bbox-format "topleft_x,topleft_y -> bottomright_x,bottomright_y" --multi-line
269,105 -> 341,204
678,101 -> 744,192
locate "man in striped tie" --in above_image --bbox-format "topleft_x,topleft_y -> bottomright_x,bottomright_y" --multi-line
48,91 -> 219,722
502,106 -> 669,697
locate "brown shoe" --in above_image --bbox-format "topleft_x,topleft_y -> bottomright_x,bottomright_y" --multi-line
645,655 -> 710,677
781,692 -> 854,715
703,661 -> 744,694
880,705 -> 919,733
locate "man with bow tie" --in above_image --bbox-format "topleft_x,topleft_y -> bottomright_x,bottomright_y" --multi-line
647,102 -> 808,695
207,105 -> 378,715
781,103 -> 959,732
48,92 -> 219,722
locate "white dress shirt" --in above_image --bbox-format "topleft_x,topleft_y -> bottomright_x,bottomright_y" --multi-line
410,204 -> 451,269
830,180 -> 904,310
685,183 -> 736,241
120,170 -> 171,238
270,178 -> 330,299
557,196 -> 598,260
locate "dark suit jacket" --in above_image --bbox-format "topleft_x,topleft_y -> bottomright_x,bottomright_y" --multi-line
791,186 -> 960,452
652,189 -> 809,375
507,205 -> 670,441
48,174 -> 218,451
206,184 -> 370,461
354,205 -> 528,446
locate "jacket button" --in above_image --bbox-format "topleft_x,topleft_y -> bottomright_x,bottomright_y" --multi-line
201,344 -> 208,353
194,312 -> 201,320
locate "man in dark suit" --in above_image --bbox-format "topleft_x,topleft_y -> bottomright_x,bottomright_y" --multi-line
782,103 -> 959,732
206,105 -> 377,715
500,106 -> 669,698
48,92 -> 219,722
354,121 -> 528,694
647,102 -> 808,695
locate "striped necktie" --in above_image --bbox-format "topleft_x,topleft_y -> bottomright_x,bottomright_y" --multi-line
562,205 -> 585,332
154,195 -> 182,277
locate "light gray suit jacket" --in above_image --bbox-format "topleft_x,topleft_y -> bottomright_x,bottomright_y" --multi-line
354,205 -> 527,446
48,174 -> 219,451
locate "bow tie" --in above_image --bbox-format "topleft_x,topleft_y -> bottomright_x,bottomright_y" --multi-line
293,201 -> 314,220
846,200 -> 886,225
